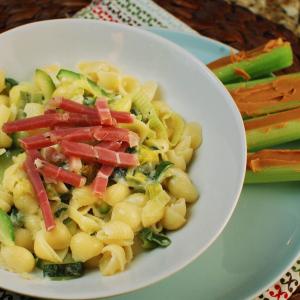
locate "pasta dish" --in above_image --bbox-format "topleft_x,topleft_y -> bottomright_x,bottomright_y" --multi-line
0,61 -> 201,279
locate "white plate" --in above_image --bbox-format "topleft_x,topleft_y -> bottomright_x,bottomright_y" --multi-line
0,19 -> 246,299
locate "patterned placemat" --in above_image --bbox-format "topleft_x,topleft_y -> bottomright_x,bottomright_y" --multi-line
0,1 -> 299,300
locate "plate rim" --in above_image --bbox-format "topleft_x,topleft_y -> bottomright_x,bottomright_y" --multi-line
0,19 -> 247,299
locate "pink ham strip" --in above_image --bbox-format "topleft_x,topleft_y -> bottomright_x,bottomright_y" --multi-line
95,146 -> 138,167
49,127 -> 96,142
50,97 -> 95,115
92,165 -> 114,196
96,99 -> 113,126
93,127 -> 139,147
49,97 -> 134,123
59,113 -> 101,127
35,159 -> 86,188
92,141 -> 124,195
110,111 -> 134,123
61,141 -> 139,167
2,112 -> 99,134
60,141 -> 96,161
2,114 -> 62,134
20,127 -> 97,150
23,150 -> 55,231
21,126 -> 138,150
20,134 -> 54,150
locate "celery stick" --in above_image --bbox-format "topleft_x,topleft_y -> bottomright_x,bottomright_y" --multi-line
227,73 -> 300,117
226,77 -> 276,91
246,117 -> 300,151
226,73 -> 300,91
245,165 -> 300,183
211,42 -> 292,84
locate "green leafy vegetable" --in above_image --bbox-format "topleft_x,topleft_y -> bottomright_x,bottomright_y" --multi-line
60,193 -> 72,204
9,207 -> 24,227
111,168 -> 127,182
83,97 -> 96,107
5,78 -> 18,90
138,228 -> 171,250
98,202 -> 111,214
152,161 -> 174,181
54,207 -> 68,218
126,147 -> 137,154
43,262 -> 84,280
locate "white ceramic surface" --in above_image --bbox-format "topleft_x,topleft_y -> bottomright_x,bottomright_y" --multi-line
0,19 -> 246,299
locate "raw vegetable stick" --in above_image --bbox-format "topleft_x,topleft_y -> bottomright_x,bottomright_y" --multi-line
227,73 -> 300,118
207,38 -> 293,84
245,149 -> 300,183
245,107 -> 300,151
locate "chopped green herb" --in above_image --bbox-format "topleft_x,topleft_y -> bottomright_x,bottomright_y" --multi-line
9,207 -> 24,227
5,78 -> 18,90
54,207 -> 68,218
152,161 -> 174,181
63,217 -> 72,225
99,202 -> 111,214
137,164 -> 153,176
111,168 -> 127,182
60,193 -> 72,204
46,184 -> 59,200
150,146 -> 159,150
130,108 -> 140,116
43,262 -> 84,280
83,97 -> 96,107
126,147 -> 137,154
138,228 -> 171,250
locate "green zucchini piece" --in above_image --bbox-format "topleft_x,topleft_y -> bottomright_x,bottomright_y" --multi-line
57,69 -> 81,81
0,149 -> 21,181
43,262 -> 84,280
138,228 -> 171,250
56,69 -> 110,97
0,208 -> 14,246
35,69 -> 55,101
12,131 -> 28,148
15,90 -> 43,123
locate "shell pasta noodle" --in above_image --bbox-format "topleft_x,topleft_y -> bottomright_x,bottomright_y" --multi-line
0,61 -> 202,279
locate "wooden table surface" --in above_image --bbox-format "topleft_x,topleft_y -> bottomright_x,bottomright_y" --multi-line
0,0 -> 299,299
